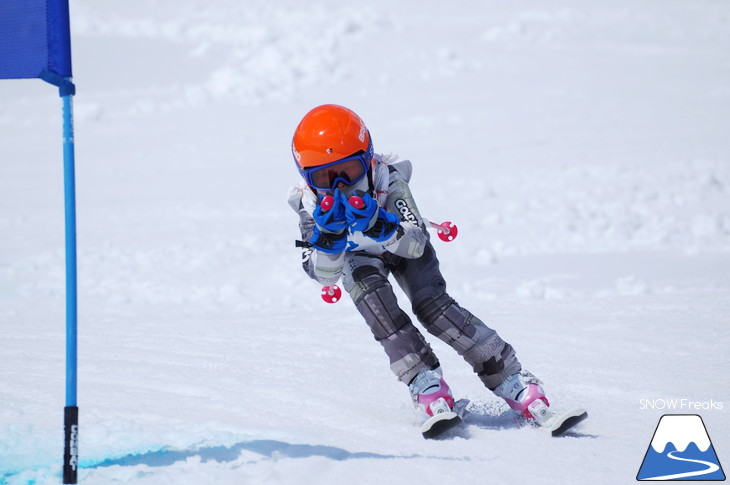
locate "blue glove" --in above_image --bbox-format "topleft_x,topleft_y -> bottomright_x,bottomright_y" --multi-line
312,188 -> 347,234
364,209 -> 401,242
341,192 -> 400,242
309,225 -> 347,254
340,192 -> 379,232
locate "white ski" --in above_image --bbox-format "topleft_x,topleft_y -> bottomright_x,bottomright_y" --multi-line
494,401 -> 588,436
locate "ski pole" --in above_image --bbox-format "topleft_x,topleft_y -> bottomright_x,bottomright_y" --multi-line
317,195 -> 343,303
425,219 -> 459,242
351,196 -> 460,242
349,196 -> 458,242
318,196 -> 458,303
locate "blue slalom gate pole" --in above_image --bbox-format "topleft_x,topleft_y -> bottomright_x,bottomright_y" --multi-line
61,86 -> 79,485
62,91 -> 77,407
40,69 -> 79,485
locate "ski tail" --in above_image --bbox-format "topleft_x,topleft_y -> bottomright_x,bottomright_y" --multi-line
422,412 -> 462,439
546,408 -> 588,437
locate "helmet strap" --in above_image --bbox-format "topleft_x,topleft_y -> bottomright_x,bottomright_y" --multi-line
367,171 -> 375,196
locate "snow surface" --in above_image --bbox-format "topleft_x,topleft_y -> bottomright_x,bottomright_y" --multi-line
1,0 -> 729,483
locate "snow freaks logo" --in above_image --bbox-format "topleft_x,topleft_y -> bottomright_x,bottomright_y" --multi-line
637,414 -> 726,481
640,399 -> 724,411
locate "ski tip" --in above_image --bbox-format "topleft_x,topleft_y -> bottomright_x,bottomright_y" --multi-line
422,412 -> 462,439
550,409 -> 588,437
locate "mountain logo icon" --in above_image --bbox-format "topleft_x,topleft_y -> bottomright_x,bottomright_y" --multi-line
637,414 -> 726,481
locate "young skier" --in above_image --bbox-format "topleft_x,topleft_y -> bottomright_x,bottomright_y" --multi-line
287,104 -> 584,437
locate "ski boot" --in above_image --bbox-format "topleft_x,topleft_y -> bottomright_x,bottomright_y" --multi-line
409,367 -> 455,417
494,370 -> 587,436
494,370 -> 552,424
409,368 -> 465,439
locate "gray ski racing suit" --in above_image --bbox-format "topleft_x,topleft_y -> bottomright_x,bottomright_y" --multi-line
288,155 -> 521,389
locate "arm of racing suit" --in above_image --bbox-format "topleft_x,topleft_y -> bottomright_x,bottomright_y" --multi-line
288,185 -> 344,285
376,165 -> 428,259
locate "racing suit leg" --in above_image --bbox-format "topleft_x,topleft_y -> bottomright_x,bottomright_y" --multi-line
342,253 -> 440,384
392,241 -> 522,390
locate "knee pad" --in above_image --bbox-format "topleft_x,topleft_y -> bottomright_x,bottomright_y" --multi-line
414,296 -> 481,348
351,270 -> 411,341
412,290 -> 452,326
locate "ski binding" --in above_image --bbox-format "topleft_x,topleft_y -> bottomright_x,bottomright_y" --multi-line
421,398 -> 469,439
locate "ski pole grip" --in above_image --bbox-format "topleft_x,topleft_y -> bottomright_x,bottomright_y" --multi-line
348,196 -> 364,209
320,195 -> 334,212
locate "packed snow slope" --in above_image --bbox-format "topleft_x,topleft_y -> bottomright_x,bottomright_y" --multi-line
1,1 -> 729,484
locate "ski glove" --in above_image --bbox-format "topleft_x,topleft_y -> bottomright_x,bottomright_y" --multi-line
312,188 -> 347,234
341,193 -> 401,242
364,208 -> 401,242
309,188 -> 347,254
340,192 -> 378,232
309,225 -> 347,254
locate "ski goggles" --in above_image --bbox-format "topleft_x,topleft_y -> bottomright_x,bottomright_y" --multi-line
300,141 -> 374,191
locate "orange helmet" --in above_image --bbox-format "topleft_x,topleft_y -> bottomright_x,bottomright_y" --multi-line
292,104 -> 371,169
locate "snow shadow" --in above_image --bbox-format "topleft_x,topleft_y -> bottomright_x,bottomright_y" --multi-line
91,440 -> 433,469
464,402 -> 598,439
